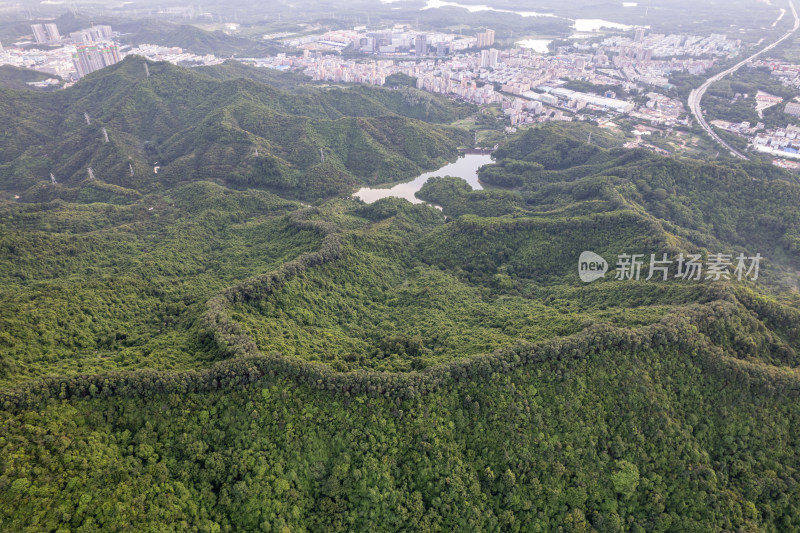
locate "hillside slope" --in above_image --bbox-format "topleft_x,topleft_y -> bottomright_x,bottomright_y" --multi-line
1,112 -> 800,530
0,56 -> 472,200
116,19 -> 285,57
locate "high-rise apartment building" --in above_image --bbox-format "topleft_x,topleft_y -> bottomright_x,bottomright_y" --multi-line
477,29 -> 495,48
93,25 -> 114,40
44,24 -> 61,41
31,23 -> 61,43
70,30 -> 92,44
31,24 -> 48,43
73,43 -> 121,79
415,34 -> 427,56
480,48 -> 499,68
99,43 -> 120,66
71,25 -> 115,44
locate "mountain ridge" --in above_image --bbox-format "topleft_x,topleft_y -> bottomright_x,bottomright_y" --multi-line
0,56 -> 473,200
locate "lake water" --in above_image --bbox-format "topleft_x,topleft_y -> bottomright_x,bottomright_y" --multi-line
354,153 -> 493,204
516,39 -> 552,53
572,19 -> 634,32
421,0 -> 556,17
421,0 -> 635,32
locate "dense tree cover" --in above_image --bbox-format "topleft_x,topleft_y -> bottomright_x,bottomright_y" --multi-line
477,123 -> 800,276
195,61 -> 318,93
416,176 -> 527,217
0,56 -> 472,200
2,92 -> 800,530
0,182 -> 318,385
2,296 -> 800,531
384,73 -> 418,89
483,123 -> 624,175
197,62 -> 474,123
223,200 -> 700,371
665,71 -> 708,100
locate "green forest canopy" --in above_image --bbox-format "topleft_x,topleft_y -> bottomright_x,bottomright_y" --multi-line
1,98 -> 800,530
0,56 -> 474,201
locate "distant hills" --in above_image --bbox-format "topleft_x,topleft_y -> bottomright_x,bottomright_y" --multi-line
116,19 -> 286,57
0,65 -> 61,91
195,60 -> 315,91
0,12 -> 285,57
0,56 -> 473,200
476,124 -> 800,271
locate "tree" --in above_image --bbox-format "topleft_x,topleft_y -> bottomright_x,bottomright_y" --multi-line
611,460 -> 640,499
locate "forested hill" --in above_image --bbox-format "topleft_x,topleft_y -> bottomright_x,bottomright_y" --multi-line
2,113 -> 800,528
115,19 -> 286,57
0,65 -> 62,91
194,60 -> 316,92
0,56 -> 473,201
466,123 -> 800,282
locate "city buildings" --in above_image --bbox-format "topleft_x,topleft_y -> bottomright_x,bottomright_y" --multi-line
415,35 -> 427,56
72,43 -> 121,79
125,44 -> 224,66
70,26 -> 115,45
480,49 -> 498,68
31,24 -> 47,44
753,124 -> 800,158
31,23 -> 61,44
523,87 -> 634,113
477,29 -> 495,48
0,21 -> 759,135
785,101 -> 800,117
601,32 -> 739,61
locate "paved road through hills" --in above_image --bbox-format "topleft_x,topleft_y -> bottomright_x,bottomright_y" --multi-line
688,0 -> 800,160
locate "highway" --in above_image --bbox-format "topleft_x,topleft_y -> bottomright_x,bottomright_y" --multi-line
687,0 -> 800,160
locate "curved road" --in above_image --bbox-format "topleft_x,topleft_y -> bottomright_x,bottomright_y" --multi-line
688,0 -> 800,160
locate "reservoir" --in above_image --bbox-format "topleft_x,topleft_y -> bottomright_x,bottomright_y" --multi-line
420,0 -> 635,32
516,39 -> 552,54
572,18 -> 634,32
354,152 -> 493,204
